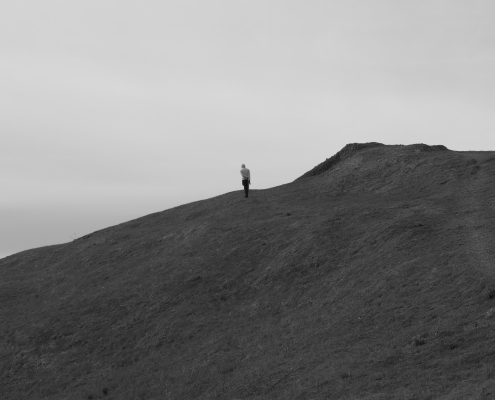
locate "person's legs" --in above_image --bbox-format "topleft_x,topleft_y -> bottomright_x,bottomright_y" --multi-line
242,180 -> 249,197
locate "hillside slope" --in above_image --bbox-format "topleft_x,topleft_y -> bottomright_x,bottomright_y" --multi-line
3,144 -> 495,399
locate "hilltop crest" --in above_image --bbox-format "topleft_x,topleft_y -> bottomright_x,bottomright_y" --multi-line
296,142 -> 449,180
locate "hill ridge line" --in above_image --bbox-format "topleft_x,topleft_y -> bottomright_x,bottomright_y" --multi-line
296,142 -> 449,180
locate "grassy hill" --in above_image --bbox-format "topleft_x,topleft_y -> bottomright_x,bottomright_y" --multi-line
3,143 -> 495,399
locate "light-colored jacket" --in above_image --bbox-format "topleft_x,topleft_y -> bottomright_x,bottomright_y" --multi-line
240,167 -> 250,180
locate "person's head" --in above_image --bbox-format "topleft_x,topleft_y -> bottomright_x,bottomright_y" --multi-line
241,164 -> 245,168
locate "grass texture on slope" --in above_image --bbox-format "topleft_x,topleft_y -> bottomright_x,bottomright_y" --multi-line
2,144 -> 495,399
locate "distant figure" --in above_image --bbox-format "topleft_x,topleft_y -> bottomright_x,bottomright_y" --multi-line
240,164 -> 251,198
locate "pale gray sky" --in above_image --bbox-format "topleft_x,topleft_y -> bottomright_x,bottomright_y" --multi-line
2,0 -> 495,258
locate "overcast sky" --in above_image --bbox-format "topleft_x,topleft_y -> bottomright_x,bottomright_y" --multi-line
2,0 -> 495,258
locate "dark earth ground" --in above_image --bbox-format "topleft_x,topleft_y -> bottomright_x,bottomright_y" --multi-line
3,143 -> 495,399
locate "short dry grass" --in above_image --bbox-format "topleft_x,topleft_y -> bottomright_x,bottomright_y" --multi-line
3,144 -> 495,399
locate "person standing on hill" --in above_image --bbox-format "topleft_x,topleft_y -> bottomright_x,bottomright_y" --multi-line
240,164 -> 251,198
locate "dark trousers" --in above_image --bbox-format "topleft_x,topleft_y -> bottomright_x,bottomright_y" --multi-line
242,180 -> 249,197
